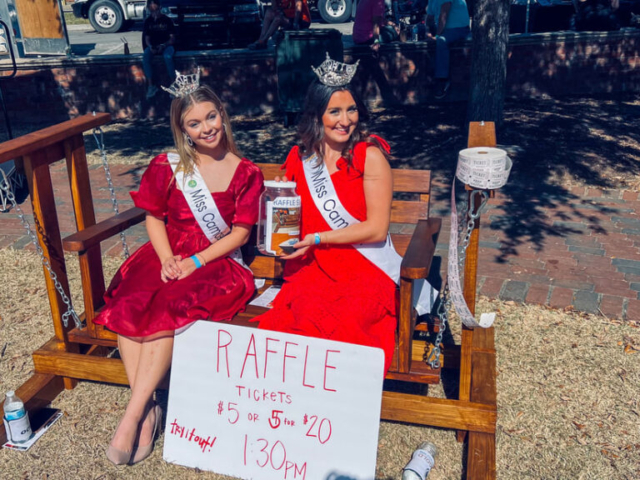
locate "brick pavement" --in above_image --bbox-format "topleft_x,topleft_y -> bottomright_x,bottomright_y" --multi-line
1,162 -> 639,322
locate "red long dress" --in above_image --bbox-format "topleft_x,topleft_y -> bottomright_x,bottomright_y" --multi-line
257,138 -> 398,373
94,154 -> 265,337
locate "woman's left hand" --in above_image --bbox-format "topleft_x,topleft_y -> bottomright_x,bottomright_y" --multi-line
176,256 -> 199,280
280,233 -> 316,260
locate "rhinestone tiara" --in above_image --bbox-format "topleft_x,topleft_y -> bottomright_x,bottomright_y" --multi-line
312,53 -> 359,87
161,67 -> 201,98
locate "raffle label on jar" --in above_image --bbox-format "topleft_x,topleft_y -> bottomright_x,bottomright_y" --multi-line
265,196 -> 301,256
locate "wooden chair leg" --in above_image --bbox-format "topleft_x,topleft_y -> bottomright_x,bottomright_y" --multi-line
467,431 -> 496,480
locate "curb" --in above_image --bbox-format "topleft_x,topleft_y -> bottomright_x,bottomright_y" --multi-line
66,24 -> 93,32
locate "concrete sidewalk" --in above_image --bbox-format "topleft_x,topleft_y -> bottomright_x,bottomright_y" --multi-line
1,161 -> 638,322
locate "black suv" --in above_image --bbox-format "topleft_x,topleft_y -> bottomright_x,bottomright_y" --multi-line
163,0 -> 262,48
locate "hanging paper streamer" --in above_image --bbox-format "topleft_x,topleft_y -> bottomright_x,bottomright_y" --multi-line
448,148 -> 512,328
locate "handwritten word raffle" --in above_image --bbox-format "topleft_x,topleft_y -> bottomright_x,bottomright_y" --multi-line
215,330 -> 341,392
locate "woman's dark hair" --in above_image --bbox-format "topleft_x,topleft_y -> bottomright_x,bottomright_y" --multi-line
297,80 -> 385,167
147,0 -> 161,8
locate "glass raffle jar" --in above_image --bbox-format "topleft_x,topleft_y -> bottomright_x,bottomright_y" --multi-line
257,181 -> 301,256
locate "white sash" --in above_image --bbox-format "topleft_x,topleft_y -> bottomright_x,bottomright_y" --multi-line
168,153 -> 245,267
301,154 -> 436,315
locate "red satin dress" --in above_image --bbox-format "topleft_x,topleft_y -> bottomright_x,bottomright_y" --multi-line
257,138 -> 398,374
94,154 -> 265,337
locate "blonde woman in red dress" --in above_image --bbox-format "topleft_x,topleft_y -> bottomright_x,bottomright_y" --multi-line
257,59 -> 399,374
94,74 -> 264,465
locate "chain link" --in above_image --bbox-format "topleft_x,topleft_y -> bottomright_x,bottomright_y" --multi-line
92,127 -> 130,259
426,189 -> 490,369
0,170 -> 82,329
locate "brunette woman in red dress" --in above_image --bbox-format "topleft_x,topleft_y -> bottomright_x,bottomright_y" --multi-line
94,76 -> 264,465
257,58 -> 398,375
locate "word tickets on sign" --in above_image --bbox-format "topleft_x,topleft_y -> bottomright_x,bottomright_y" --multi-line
164,321 -> 386,480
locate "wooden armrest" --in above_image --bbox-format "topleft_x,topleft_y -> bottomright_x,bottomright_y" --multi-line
400,217 -> 442,280
62,207 -> 146,252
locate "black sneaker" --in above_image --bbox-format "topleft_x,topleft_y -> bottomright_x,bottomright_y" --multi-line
434,80 -> 451,99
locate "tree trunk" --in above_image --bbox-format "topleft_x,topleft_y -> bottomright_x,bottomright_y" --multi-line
467,0 -> 511,127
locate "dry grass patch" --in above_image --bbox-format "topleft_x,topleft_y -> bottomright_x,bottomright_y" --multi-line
1,249 -> 639,479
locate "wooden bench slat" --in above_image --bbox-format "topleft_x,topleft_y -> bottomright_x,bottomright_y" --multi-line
391,200 -> 429,224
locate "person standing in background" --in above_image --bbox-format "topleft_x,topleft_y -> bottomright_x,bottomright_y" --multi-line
426,0 -> 470,99
248,0 -> 311,50
142,0 -> 176,99
353,0 -> 386,50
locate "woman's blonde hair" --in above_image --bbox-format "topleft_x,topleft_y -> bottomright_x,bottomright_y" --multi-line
169,85 -> 239,178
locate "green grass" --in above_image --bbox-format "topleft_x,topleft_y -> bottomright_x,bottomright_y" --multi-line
64,12 -> 90,25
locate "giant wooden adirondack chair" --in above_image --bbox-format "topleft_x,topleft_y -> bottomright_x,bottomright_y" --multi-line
0,114 -> 497,479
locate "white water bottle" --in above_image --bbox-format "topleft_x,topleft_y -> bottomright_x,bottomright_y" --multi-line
402,441 -> 437,480
3,390 -> 33,443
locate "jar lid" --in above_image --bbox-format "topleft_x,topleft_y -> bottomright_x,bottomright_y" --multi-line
264,181 -> 297,189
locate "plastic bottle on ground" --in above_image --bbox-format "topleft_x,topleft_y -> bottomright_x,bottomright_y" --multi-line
3,390 -> 33,443
402,441 -> 437,480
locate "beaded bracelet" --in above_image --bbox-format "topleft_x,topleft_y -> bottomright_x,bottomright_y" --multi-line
314,232 -> 321,245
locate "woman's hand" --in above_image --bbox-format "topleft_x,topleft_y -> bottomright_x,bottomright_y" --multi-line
274,175 -> 289,182
161,255 -> 182,283
281,233 -> 315,260
175,256 -> 199,281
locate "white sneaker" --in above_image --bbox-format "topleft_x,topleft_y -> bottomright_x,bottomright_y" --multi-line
146,85 -> 158,99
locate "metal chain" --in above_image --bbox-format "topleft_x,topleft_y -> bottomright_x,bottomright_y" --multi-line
426,189 -> 490,369
92,127 -> 130,259
0,170 -> 82,329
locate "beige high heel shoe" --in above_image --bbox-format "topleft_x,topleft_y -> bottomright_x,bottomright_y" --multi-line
106,420 -> 134,465
131,404 -> 162,465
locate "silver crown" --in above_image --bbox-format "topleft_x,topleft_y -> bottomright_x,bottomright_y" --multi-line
161,67 -> 201,98
312,53 -> 359,87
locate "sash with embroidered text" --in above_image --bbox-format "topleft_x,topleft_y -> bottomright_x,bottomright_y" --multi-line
168,153 -> 245,267
301,154 -> 437,315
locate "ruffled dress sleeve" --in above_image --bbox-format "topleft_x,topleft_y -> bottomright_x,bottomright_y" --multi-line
339,135 -> 391,177
280,146 -> 303,182
232,161 -> 265,226
130,154 -> 173,218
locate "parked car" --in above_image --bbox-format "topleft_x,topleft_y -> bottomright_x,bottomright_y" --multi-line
70,0 -> 262,48
161,0 -> 262,48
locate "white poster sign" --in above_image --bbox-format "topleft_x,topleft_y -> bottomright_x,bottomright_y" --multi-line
164,321 -> 386,480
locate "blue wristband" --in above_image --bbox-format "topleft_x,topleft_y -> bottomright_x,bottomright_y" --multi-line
314,232 -> 321,245
190,254 -> 202,269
